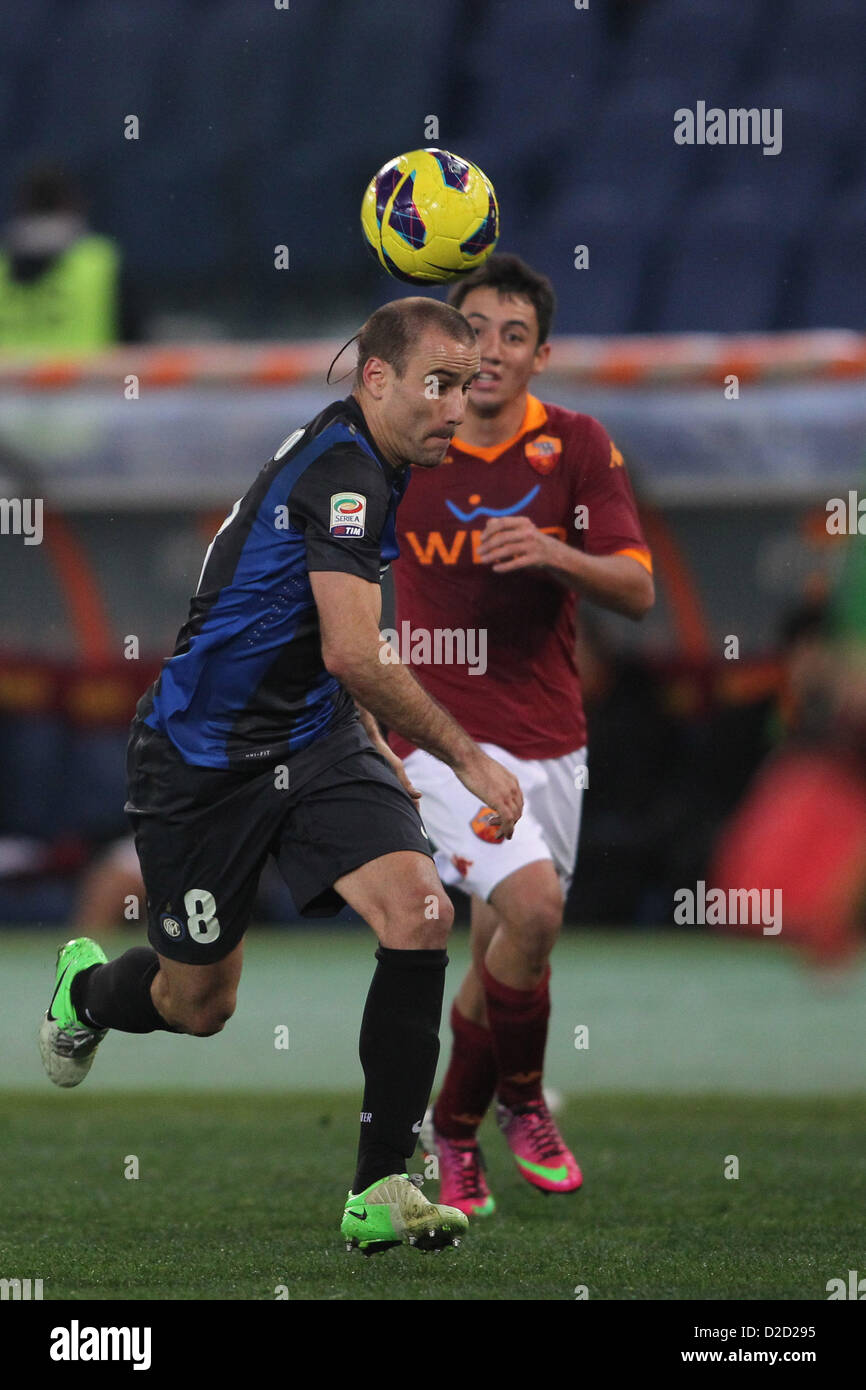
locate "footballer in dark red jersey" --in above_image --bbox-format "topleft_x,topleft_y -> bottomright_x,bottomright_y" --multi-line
390,255 -> 654,1215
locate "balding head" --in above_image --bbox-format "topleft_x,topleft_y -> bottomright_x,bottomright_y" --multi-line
350,296 -> 480,471
354,297 -> 476,386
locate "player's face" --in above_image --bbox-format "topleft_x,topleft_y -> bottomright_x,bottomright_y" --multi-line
457,288 -> 550,415
385,332 -> 480,469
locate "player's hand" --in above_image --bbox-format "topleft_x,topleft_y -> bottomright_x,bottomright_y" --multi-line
376,743 -> 422,803
452,750 -> 523,840
477,516 -> 557,573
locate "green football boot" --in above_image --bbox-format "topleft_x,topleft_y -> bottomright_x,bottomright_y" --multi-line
39,938 -> 108,1088
341,1172 -> 469,1255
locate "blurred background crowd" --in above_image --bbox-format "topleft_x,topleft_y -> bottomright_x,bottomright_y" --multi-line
1,0 -> 864,956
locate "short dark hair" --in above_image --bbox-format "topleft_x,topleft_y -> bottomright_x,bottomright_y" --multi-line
447,253 -> 556,344
354,297 -> 476,385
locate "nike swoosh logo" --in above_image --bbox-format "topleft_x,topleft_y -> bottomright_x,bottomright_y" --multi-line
346,1209 -> 368,1221
48,963 -> 72,1021
515,1155 -> 569,1182
411,1120 -> 423,1133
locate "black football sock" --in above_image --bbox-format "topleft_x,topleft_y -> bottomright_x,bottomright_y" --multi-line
353,946 -> 448,1194
71,947 -> 179,1033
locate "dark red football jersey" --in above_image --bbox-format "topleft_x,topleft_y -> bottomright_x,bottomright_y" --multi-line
389,394 -> 651,760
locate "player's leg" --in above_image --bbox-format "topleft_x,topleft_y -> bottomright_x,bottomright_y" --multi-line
431,895 -> 496,1143
335,850 -> 468,1252
274,749 -> 468,1252
40,722 -> 272,1087
43,910 -> 248,1081
38,932 -> 193,1089
438,866 -> 560,1118
402,743 -> 557,1141
437,858 -> 581,1195
148,942 -> 244,1035
425,864 -> 566,1209
481,769 -> 584,1195
422,894 -> 500,1216
407,743 -> 585,1198
41,935 -> 246,1087
334,850 -> 464,1241
452,892 -> 497,1025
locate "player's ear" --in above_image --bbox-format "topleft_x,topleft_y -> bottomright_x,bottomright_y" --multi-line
532,340 -> 551,375
361,355 -> 387,398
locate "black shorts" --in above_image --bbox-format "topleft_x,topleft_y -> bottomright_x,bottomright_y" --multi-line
125,719 -> 433,964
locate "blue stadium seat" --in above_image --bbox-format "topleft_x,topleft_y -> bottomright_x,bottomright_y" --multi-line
453,2 -> 604,171
516,186 -> 648,334
0,717 -> 68,838
667,0 -> 763,17
567,79 -> 696,234
232,0 -> 465,283
0,880 -> 75,928
616,1 -> 757,91
296,2 -> 462,168
240,144 -> 373,284
176,0 -> 334,166
100,149 -> 232,283
2,0 -> 56,56
772,4 -> 866,80
798,187 -> 866,329
684,81 -> 842,236
787,0 -> 863,15
752,72 -> 860,144
26,1 -> 194,165
651,189 -> 791,332
60,728 -> 130,840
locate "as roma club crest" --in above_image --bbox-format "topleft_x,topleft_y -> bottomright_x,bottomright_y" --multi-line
470,806 -> 504,843
525,434 -> 562,475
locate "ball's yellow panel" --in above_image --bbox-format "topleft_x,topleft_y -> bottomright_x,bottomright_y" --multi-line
361,148 -> 499,284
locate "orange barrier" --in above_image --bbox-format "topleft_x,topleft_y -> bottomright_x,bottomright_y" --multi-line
0,650 -> 783,725
0,331 -> 864,390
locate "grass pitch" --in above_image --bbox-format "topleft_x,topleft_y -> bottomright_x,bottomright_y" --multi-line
1,1090 -> 863,1301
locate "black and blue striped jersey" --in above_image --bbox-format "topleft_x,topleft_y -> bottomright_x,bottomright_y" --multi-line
136,395 -> 409,770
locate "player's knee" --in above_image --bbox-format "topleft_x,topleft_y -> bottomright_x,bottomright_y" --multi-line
379,885 -> 454,949
176,989 -> 237,1037
420,889 -> 454,947
517,893 -> 563,966
406,893 -> 454,949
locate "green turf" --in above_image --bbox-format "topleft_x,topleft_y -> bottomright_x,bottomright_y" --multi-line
6,926 -> 866,1094
1,1090 -> 863,1300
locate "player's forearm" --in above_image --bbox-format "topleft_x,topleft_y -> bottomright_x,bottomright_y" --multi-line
335,650 -> 479,770
544,545 -> 654,618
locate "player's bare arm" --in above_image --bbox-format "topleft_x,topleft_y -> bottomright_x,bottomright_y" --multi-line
477,514 -> 654,619
355,700 -> 422,802
311,568 -> 523,837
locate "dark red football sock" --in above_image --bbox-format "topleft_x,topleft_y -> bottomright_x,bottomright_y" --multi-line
432,999 -> 498,1140
482,962 -> 551,1108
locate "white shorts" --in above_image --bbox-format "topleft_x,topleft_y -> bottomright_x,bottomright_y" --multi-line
404,742 -> 588,902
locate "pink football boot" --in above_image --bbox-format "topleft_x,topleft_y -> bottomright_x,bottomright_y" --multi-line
496,1098 -> 583,1193
422,1110 -> 496,1218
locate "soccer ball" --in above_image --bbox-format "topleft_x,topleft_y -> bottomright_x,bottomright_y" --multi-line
361,147 -> 499,284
